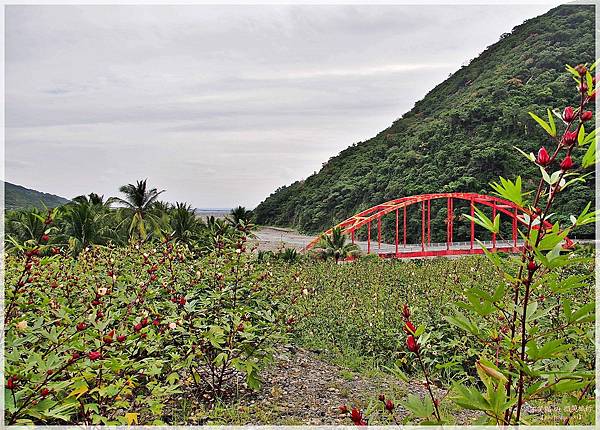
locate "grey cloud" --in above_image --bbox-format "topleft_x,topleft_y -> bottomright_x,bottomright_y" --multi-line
5,4 -> 556,208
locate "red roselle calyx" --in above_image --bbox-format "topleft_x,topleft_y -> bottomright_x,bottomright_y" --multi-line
76,322 -> 86,331
560,155 -> 574,171
378,393 -> 385,402
6,377 -> 16,390
563,131 -> 578,146
339,405 -> 349,414
406,335 -> 419,353
385,399 -> 394,412
562,106 -> 575,122
402,304 -> 410,320
404,321 -> 417,335
536,147 -> 550,166
88,351 -> 101,360
41,235 -> 49,242
350,407 -> 366,425
575,64 -> 587,76
581,111 -> 593,121
527,260 -> 537,271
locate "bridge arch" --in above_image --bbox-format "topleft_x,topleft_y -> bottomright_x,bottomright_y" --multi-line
305,192 -> 571,259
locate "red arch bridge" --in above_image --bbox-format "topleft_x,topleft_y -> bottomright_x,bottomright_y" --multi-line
305,192 -> 571,259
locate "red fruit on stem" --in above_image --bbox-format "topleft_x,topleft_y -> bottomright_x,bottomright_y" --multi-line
562,106 -> 575,122
40,388 -> 50,397
575,64 -> 587,76
385,399 -> 394,412
179,297 -> 186,306
6,377 -> 15,390
536,147 -> 550,166
76,322 -> 86,332
339,405 -> 349,414
402,304 -> 410,319
378,393 -> 385,402
47,369 -> 53,375
564,131 -> 578,145
527,260 -> 537,271
581,111 -> 593,121
134,323 -> 143,332
404,321 -> 417,335
153,319 -> 160,326
560,155 -> 574,171
41,234 -> 49,242
406,335 -> 419,353
350,407 -> 363,424
88,351 -> 101,360
117,335 -> 126,342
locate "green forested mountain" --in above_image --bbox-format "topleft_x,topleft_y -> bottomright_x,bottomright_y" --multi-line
255,4 -> 595,240
4,181 -> 70,211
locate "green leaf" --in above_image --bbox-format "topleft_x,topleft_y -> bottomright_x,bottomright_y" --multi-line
547,108 -> 556,136
403,394 -> 434,418
452,383 -> 490,411
578,124 -> 585,145
489,176 -> 523,206
582,139 -> 596,168
529,111 -> 555,137
445,312 -> 480,335
585,71 -> 593,96
582,128 -> 596,145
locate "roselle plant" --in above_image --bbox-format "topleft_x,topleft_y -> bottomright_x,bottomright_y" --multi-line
4,229 -> 290,424
443,62 -> 597,425
339,62 -> 596,426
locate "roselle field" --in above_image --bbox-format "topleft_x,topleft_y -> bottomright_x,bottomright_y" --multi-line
4,3 -> 598,427
3,229 -> 596,424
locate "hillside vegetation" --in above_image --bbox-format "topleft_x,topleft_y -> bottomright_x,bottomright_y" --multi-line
4,181 -> 70,211
254,4 -> 595,240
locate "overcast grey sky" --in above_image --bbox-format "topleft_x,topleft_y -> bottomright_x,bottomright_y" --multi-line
6,4 -> 557,208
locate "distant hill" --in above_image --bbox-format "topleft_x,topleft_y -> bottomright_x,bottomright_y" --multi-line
254,4 -> 595,239
4,181 -> 70,211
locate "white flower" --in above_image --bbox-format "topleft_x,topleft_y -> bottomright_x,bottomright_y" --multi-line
16,320 -> 28,331
97,287 -> 108,296
168,322 -> 177,329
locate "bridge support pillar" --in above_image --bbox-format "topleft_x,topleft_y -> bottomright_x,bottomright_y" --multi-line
395,209 -> 399,255
403,205 -> 407,247
427,200 -> 431,246
470,198 -> 475,250
492,203 -> 497,250
367,221 -> 371,254
512,208 -> 518,248
421,201 -> 425,251
377,217 -> 381,249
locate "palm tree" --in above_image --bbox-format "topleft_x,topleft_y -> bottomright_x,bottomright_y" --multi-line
72,192 -> 107,207
227,206 -> 253,227
58,202 -> 112,253
313,227 -> 361,262
5,208 -> 47,249
168,202 -> 205,244
108,179 -> 165,240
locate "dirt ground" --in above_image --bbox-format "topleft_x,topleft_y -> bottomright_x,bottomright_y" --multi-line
235,346 -> 477,425
252,226 -> 313,252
